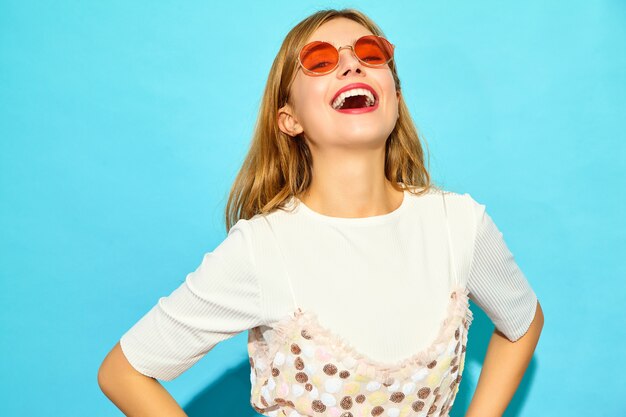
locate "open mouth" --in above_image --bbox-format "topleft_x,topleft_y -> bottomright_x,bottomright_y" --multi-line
330,87 -> 378,110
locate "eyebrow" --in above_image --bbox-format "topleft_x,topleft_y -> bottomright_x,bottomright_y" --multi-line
327,38 -> 358,47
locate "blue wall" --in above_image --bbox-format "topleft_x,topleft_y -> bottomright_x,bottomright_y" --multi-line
1,1 -> 624,416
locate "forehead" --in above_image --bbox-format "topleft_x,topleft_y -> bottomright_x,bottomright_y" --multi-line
305,17 -> 374,47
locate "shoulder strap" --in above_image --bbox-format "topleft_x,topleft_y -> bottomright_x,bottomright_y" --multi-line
441,191 -> 459,286
261,216 -> 300,311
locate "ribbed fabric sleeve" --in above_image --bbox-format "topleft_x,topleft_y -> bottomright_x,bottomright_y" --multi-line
466,196 -> 538,342
119,219 -> 263,381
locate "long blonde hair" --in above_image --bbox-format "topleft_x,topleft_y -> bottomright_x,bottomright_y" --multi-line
225,8 -> 437,231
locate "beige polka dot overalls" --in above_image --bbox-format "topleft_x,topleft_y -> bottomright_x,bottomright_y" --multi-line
248,192 -> 473,417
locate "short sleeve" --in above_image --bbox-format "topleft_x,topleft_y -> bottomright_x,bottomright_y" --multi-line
466,195 -> 538,342
119,219 -> 263,381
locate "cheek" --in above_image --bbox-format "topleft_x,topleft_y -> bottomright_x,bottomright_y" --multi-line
382,71 -> 397,98
379,73 -> 399,115
297,82 -> 327,111
292,81 -> 331,127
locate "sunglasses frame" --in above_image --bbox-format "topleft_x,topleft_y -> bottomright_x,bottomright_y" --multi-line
297,35 -> 395,76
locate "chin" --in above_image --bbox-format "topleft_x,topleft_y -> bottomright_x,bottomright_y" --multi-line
338,129 -> 392,145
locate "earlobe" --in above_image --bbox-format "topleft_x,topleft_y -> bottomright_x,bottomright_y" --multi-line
277,105 -> 303,137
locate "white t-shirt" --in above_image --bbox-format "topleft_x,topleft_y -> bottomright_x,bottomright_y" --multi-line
120,186 -> 538,381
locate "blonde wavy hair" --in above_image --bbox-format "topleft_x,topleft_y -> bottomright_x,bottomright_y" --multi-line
225,8 -> 438,231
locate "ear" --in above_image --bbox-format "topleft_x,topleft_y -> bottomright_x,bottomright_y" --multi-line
277,104 -> 304,137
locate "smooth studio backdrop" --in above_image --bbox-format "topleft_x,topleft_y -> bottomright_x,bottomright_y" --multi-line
1,1 -> 624,416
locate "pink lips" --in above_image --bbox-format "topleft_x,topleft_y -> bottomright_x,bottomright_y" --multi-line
330,82 -> 379,114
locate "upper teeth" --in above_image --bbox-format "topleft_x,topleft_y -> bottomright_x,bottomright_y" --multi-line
332,88 -> 376,109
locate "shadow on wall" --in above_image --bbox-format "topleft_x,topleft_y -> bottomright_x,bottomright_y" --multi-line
185,302 -> 540,417
184,359 -> 260,417
453,300 -> 540,417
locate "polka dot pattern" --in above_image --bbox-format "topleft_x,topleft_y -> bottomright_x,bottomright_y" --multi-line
411,400 -> 425,412
247,287 -> 473,417
371,405 -> 384,416
311,399 -> 326,413
390,392 -> 405,403
323,363 -> 338,375
340,395 -> 353,409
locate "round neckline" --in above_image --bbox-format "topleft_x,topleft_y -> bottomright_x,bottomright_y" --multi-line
292,185 -> 410,226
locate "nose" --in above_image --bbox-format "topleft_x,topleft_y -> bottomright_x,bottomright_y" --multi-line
335,46 -> 364,76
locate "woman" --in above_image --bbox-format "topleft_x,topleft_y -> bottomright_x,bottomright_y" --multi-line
99,8 -> 543,417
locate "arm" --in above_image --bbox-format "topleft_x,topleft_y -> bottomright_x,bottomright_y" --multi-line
465,300 -> 544,417
98,342 -> 188,417
97,219 -> 261,415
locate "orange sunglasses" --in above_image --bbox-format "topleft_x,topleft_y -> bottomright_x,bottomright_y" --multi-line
297,35 -> 395,76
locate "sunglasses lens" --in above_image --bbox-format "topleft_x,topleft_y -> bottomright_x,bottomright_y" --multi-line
354,36 -> 394,66
300,41 -> 338,74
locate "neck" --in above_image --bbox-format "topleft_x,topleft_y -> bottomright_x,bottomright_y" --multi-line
298,160 -> 403,218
